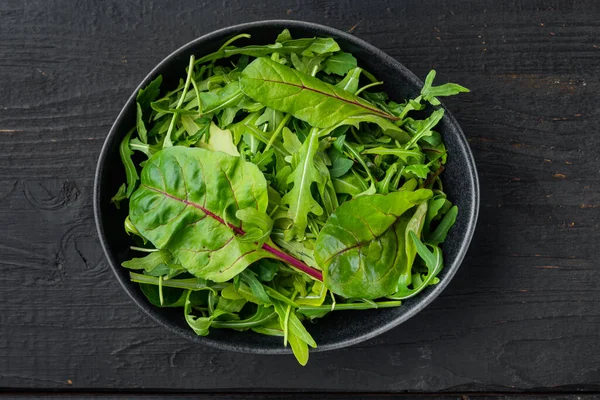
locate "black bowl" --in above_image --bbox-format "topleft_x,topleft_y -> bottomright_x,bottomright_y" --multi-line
94,20 -> 479,354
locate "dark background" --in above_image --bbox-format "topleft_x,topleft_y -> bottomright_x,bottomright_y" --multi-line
1,0 -> 599,398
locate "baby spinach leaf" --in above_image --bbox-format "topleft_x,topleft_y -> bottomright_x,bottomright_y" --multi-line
282,128 -> 324,240
315,189 -> 432,299
240,57 -> 399,130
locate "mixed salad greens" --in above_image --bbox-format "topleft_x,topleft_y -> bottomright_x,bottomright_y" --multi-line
111,29 -> 468,365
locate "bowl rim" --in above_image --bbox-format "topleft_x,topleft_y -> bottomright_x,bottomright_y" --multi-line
94,19 -> 480,354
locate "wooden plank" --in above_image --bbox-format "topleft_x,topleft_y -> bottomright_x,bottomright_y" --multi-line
1,0 -> 599,392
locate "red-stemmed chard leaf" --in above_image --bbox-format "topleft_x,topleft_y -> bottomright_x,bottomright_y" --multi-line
129,147 -> 322,282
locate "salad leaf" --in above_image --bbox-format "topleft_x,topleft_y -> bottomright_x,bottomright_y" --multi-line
315,189 -> 432,299
240,57 -> 400,129
281,128 -> 324,240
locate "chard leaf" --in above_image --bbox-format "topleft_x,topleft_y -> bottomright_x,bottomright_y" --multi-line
129,147 -> 321,282
129,147 -> 272,282
240,57 -> 399,130
315,189 -> 432,299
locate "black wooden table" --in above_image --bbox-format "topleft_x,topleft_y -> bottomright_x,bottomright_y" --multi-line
1,0 -> 599,398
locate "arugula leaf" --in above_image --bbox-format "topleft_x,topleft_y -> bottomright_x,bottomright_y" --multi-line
281,128 -> 324,240
122,250 -> 184,278
114,129 -> 139,202
426,205 -> 458,245
136,75 -> 163,110
421,70 -> 470,106
136,103 -> 148,144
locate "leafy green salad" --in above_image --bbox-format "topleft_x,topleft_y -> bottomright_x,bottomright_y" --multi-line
111,29 -> 468,365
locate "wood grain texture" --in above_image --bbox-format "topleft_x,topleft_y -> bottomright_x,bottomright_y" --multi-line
1,0 -> 600,393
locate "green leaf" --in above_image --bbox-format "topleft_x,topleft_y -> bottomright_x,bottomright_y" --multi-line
332,173 -> 365,197
137,75 -> 163,110
212,306 -> 276,329
199,81 -> 245,115
281,128 -> 324,240
252,319 -> 284,337
129,147 -> 272,282
335,67 -> 362,93
122,249 -> 184,278
426,205 -> 458,245
136,103 -> 148,144
324,52 -> 358,76
140,284 -> 186,307
240,270 -> 271,305
118,129 -> 139,198
240,57 -> 399,130
111,183 -> 127,208
301,37 -> 340,56
390,232 -> 444,299
361,147 -> 423,162
198,122 -> 240,156
255,107 -> 284,131
314,189 -> 433,299
404,164 -> 430,179
421,70 -> 470,105
196,37 -> 340,64
328,147 -> 354,178
216,296 -> 246,313
184,291 -> 230,336
276,29 -> 293,43
287,332 -> 309,366
250,260 -> 278,282
272,299 -> 317,348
